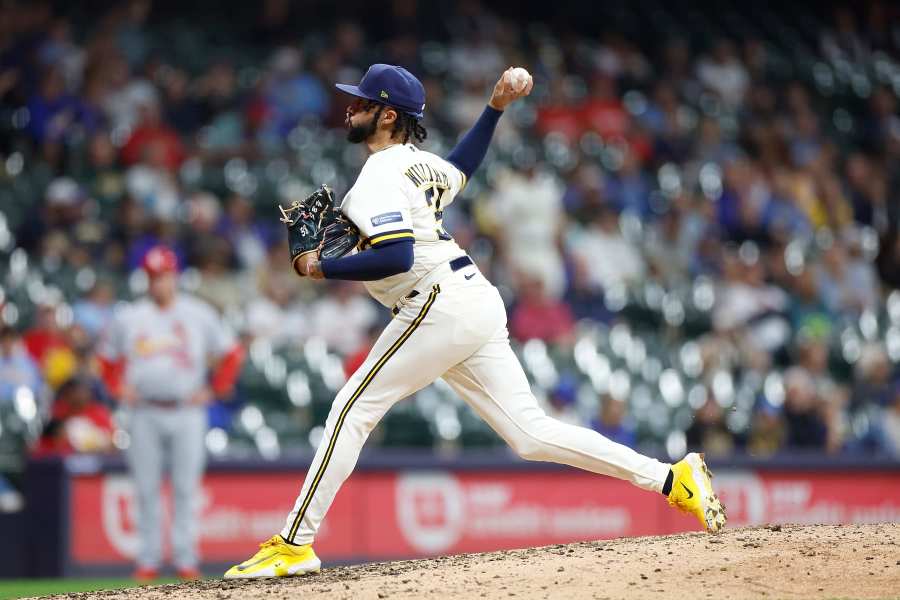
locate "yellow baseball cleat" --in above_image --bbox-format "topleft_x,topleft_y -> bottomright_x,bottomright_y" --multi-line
224,535 -> 321,579
667,452 -> 727,532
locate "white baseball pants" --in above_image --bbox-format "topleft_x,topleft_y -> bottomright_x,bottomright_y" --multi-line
280,268 -> 671,545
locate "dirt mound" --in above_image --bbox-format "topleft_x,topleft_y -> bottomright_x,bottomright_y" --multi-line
34,523 -> 900,600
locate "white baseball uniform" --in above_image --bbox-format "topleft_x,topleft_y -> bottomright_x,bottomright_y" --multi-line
280,143 -> 671,545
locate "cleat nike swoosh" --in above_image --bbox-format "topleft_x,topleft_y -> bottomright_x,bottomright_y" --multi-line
464,273 -> 475,280
237,553 -> 277,571
681,482 -> 694,499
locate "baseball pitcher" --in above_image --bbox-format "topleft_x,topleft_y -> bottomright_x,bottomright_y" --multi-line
226,64 -> 726,578
100,246 -> 244,580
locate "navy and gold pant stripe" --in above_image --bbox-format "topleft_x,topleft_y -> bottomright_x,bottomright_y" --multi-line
285,284 -> 441,542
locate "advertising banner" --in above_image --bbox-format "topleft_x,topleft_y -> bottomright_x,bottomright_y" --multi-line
68,469 -> 900,566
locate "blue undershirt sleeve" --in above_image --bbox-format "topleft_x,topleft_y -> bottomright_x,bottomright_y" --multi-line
320,239 -> 414,281
446,105 -> 503,179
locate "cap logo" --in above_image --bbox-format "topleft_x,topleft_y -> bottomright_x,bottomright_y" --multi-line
380,90 -> 389,99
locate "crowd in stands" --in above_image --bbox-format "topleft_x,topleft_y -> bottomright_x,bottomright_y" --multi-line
2,0 -> 900,480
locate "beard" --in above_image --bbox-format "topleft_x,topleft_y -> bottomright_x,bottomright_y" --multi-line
346,115 -> 378,144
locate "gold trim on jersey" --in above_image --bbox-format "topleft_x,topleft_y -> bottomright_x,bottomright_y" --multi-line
368,230 -> 415,246
285,285 -> 441,543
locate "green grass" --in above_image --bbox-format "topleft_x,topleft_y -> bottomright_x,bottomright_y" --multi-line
0,578 -> 180,599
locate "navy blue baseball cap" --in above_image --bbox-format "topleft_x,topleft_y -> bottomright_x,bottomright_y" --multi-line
336,63 -> 426,120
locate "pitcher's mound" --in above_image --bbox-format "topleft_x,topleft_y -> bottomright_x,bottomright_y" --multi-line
38,523 -> 900,600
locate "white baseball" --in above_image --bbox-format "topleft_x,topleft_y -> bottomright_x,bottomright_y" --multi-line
509,67 -> 531,93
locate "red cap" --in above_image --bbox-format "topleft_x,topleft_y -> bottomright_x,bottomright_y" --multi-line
142,245 -> 179,276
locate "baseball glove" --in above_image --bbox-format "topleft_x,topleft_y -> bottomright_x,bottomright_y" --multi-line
279,185 -> 360,274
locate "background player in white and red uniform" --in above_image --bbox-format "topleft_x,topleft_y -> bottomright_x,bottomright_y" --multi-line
226,65 -> 725,579
99,246 -> 243,581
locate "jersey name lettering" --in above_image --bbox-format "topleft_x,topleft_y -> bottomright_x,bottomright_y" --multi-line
403,162 -> 453,241
404,163 -> 449,194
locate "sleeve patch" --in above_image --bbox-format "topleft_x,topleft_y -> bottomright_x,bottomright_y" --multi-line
371,211 -> 404,227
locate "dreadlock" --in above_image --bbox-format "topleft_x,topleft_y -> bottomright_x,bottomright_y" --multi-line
358,99 -> 427,144
391,111 -> 428,145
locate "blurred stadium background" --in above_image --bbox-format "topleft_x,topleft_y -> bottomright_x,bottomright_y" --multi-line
1,0 -> 900,595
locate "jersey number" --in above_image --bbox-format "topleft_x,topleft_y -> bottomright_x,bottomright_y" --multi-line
424,185 -> 453,241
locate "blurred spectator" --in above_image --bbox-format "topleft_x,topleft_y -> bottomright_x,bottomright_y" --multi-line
817,174 -> 855,233
850,343 -> 894,411
125,157 -> 181,222
765,169 -> 812,237
605,147 -> 653,216
450,75 -> 505,136
115,0 -> 152,67
34,376 -> 114,455
260,46 -> 328,142
194,61 -> 246,152
567,205 -> 645,290
343,323 -> 382,379
540,376 -> 582,426
815,240 -> 880,316
782,367 -> 829,450
509,275 -> 574,344
747,401 -> 786,456
332,21 -> 369,71
788,110 -> 825,168
311,281 -> 378,357
158,66 -> 202,135
591,393 -> 635,447
27,66 -> 97,145
694,117 -> 741,165
564,261 -> 613,324
696,39 -> 748,109
862,86 -> 900,154
101,53 -> 158,134
489,160 -> 565,298
22,303 -> 68,368
448,33 -> 504,84
535,78 -> 582,142
37,17 -> 85,90
686,394 -> 736,457
641,82 -> 693,163
16,177 -> 89,254
41,324 -> 80,391
218,194 -> 270,270
717,159 -> 772,242
713,251 -> 789,352
795,334 -> 839,398
73,280 -> 117,339
245,267 -> 310,348
580,75 -> 628,140
794,335 -> 849,452
120,98 -> 186,170
81,131 -> 127,211
182,192 -> 243,312
0,324 -> 47,410
644,208 -> 694,287
788,269 -> 833,333
561,162 -> 606,223
844,153 -> 889,231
